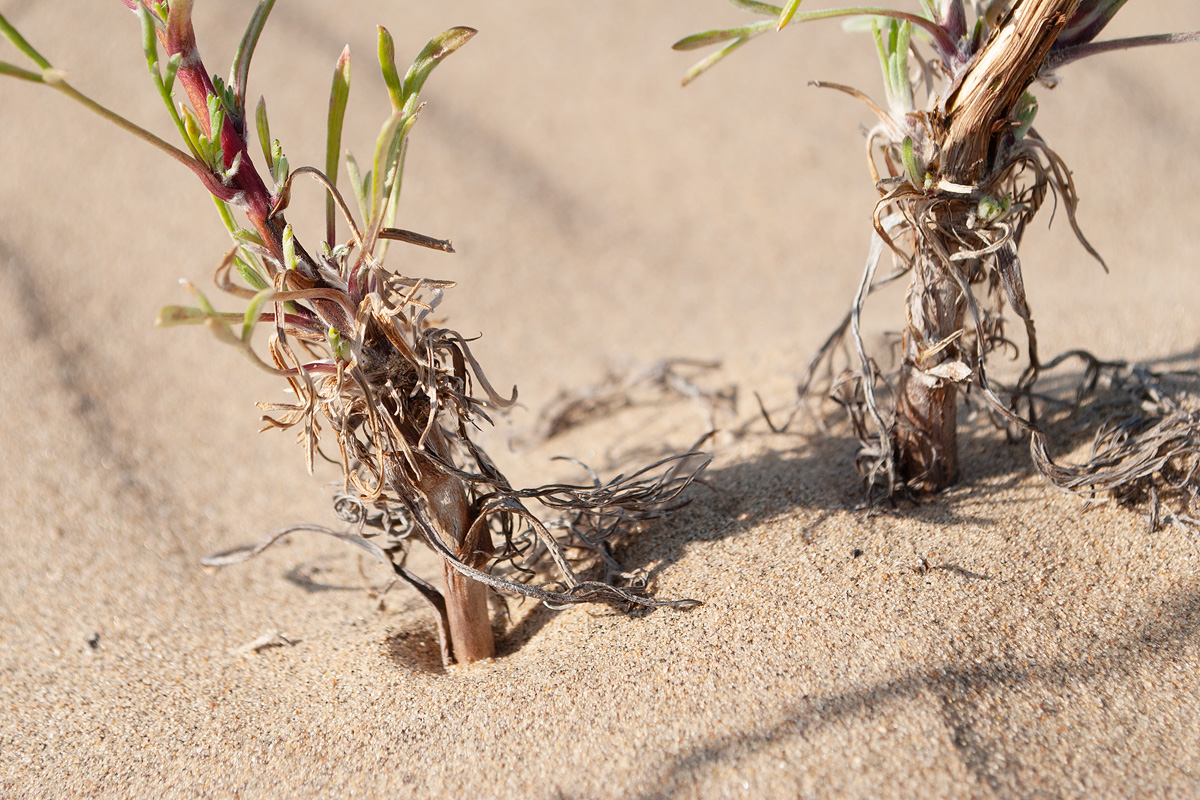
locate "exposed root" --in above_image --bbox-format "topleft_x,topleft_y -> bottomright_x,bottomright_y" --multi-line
787,104 -> 1111,500
1028,359 -> 1200,532
677,3 -> 1200,521
198,173 -> 711,665
516,359 -> 737,449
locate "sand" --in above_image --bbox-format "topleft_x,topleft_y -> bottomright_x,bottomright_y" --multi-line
2,1 -> 1199,797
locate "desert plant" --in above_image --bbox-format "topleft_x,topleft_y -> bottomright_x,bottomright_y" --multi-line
676,0 -> 1199,502
0,1 -> 708,665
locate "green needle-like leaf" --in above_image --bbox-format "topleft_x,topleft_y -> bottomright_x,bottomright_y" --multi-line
368,109 -> 404,230
163,53 -> 181,89
0,11 -> 52,70
681,36 -> 755,86
235,254 -> 270,291
156,305 -> 209,327
377,26 -> 403,111
270,139 -> 289,187
255,96 -> 273,171
241,287 -> 274,342
1013,91 -> 1037,141
871,20 -> 889,83
892,21 -> 913,112
139,3 -> 163,80
900,135 -> 922,187
137,5 -> 192,155
401,27 -> 477,105
345,153 -> 370,227
672,27 -> 756,51
282,224 -> 297,271
326,46 -> 351,246
0,60 -> 43,82
229,0 -> 276,123
730,0 -> 783,17
777,0 -> 805,31
182,279 -> 219,316
678,7 -> 957,81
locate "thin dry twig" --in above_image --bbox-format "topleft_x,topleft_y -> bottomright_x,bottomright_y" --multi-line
516,359 -> 737,449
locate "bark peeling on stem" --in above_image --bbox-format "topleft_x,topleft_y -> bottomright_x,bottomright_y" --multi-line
414,430 -> 495,664
891,0 -> 1081,494
941,0 -> 1082,182
895,240 -> 964,492
678,1 -> 1200,516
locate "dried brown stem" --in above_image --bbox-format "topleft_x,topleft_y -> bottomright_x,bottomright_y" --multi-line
895,236 -> 964,491
892,0 -> 1080,493
942,0 -> 1082,182
423,462 -> 495,663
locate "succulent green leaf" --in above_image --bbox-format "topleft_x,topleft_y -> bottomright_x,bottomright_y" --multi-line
0,9 -> 218,194
0,60 -> 43,82
345,153 -> 370,227
241,287 -> 274,342
270,139 -> 289,187
777,0 -> 804,30
210,194 -> 237,236
228,0 -> 276,123
204,91 -> 226,170
182,279 -> 218,316
976,193 -> 1011,223
368,109 -> 405,227
163,53 -> 181,90
182,105 -> 207,158
0,11 -> 52,70
672,28 -> 748,51
380,119 -> 418,239
894,21 -> 913,112
282,224 -> 297,271
326,326 -> 351,361
156,305 -> 210,327
375,114 -> 418,261
679,6 -> 957,81
209,77 -> 236,125
156,304 -> 253,331
138,3 -> 163,80
255,96 -> 273,171
377,26 -> 403,111
401,27 -> 477,106
231,227 -> 266,249
681,35 -> 757,86
202,315 -> 246,350
728,0 -> 782,18
1013,91 -> 1037,141
901,135 -> 923,188
871,20 -> 889,85
326,45 -> 351,246
137,3 -> 191,151
235,254 -> 270,291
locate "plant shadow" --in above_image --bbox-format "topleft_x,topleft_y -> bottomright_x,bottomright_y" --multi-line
384,621 -> 448,676
567,352 -> 1200,798
602,345 -> 1200,604
629,584 -> 1200,800
285,347 -> 1200,673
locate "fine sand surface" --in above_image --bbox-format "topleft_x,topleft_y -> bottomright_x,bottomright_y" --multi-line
3,2 -> 1200,797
